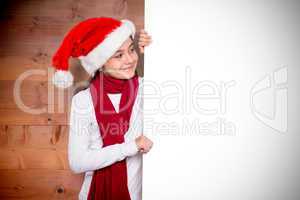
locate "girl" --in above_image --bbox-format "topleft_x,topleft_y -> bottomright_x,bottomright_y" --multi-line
51,17 -> 153,200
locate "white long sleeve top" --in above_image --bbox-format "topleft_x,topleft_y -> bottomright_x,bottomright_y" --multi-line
68,77 -> 143,200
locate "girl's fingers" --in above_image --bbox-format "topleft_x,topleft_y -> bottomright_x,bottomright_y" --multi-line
139,32 -> 150,36
139,31 -> 151,39
140,29 -> 147,34
139,39 -> 152,44
139,42 -> 151,48
139,35 -> 152,40
138,30 -> 152,52
139,38 -> 152,43
139,148 -> 150,154
138,42 -> 152,48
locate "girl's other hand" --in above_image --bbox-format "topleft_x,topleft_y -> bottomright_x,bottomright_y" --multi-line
138,29 -> 152,54
135,135 -> 153,153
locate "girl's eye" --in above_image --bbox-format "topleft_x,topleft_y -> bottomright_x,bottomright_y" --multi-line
130,47 -> 135,53
115,54 -> 122,58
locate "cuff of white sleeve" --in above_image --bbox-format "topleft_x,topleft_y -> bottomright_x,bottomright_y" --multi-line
122,140 -> 139,157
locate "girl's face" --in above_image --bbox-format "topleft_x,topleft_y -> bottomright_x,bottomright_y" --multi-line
102,37 -> 138,79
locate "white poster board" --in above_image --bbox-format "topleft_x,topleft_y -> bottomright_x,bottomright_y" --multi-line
143,0 -> 300,199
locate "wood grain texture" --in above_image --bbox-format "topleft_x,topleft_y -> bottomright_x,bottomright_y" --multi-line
0,169 -> 84,199
0,0 -> 144,199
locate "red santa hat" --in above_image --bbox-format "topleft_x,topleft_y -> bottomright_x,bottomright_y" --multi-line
52,17 -> 136,88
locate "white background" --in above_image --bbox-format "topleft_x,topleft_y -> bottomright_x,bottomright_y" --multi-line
143,0 -> 300,199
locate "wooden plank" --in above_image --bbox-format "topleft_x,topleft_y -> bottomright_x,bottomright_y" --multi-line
0,125 -> 68,150
0,56 -> 91,82
0,16 -> 73,46
0,15 -> 71,35
0,148 -> 70,171
0,0 -> 75,16
0,80 -> 72,110
0,149 -> 20,170
0,125 -> 70,170
0,57 -> 48,81
0,109 -> 68,125
0,80 -> 50,110
0,149 -> 68,170
0,169 -> 84,199
0,42 -> 57,57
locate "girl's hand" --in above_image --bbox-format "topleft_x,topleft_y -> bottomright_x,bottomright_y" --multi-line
138,29 -> 152,54
135,135 -> 153,154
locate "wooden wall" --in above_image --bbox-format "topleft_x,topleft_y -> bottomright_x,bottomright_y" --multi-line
0,0 -> 144,199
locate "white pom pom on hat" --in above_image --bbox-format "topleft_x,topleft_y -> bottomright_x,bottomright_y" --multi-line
52,70 -> 74,89
51,17 -> 136,89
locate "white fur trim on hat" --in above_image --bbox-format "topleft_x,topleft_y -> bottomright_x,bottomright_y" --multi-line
52,70 -> 74,89
78,19 -> 136,77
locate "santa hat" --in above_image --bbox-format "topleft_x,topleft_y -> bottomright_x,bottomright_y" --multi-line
52,17 -> 136,88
